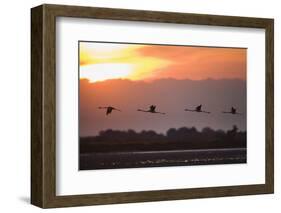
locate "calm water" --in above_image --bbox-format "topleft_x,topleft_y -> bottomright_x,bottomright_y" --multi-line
79,148 -> 246,170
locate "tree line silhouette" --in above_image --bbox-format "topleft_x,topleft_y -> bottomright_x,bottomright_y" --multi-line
80,125 -> 246,153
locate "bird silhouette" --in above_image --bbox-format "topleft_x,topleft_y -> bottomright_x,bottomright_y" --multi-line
185,104 -> 211,114
98,106 -> 121,115
222,107 -> 242,115
137,105 -> 165,115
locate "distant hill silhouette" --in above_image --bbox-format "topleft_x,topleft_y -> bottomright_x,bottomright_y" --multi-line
80,78 -> 246,136
80,125 -> 246,153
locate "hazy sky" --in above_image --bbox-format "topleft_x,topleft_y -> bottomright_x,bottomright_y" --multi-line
79,42 -> 247,136
80,42 -> 246,82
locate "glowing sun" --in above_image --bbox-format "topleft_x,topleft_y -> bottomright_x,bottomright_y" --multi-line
80,63 -> 135,82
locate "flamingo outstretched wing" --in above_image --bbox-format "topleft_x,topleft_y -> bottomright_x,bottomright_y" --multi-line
196,105 -> 202,111
106,107 -> 113,115
150,105 -> 156,112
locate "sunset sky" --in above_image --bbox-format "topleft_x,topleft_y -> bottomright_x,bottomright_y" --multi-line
79,42 -> 247,136
79,42 -> 246,82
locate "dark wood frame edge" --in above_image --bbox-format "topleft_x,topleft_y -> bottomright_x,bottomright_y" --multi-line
31,4 -> 274,208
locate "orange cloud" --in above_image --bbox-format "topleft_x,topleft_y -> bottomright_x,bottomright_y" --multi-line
79,42 -> 246,82
137,45 -> 246,80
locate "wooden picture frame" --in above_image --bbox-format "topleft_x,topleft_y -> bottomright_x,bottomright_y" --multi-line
31,4 -> 274,208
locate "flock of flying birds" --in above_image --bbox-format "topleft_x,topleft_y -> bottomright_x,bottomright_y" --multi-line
98,105 -> 242,116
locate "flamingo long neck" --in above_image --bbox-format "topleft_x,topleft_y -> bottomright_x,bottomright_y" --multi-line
138,109 -> 149,112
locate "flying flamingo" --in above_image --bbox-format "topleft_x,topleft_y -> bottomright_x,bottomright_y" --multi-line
137,105 -> 166,115
222,107 -> 242,115
98,106 -> 121,115
185,105 -> 211,114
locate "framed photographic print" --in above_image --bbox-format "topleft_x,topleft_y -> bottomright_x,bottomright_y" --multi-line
31,4 -> 274,208
78,41 -> 248,170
